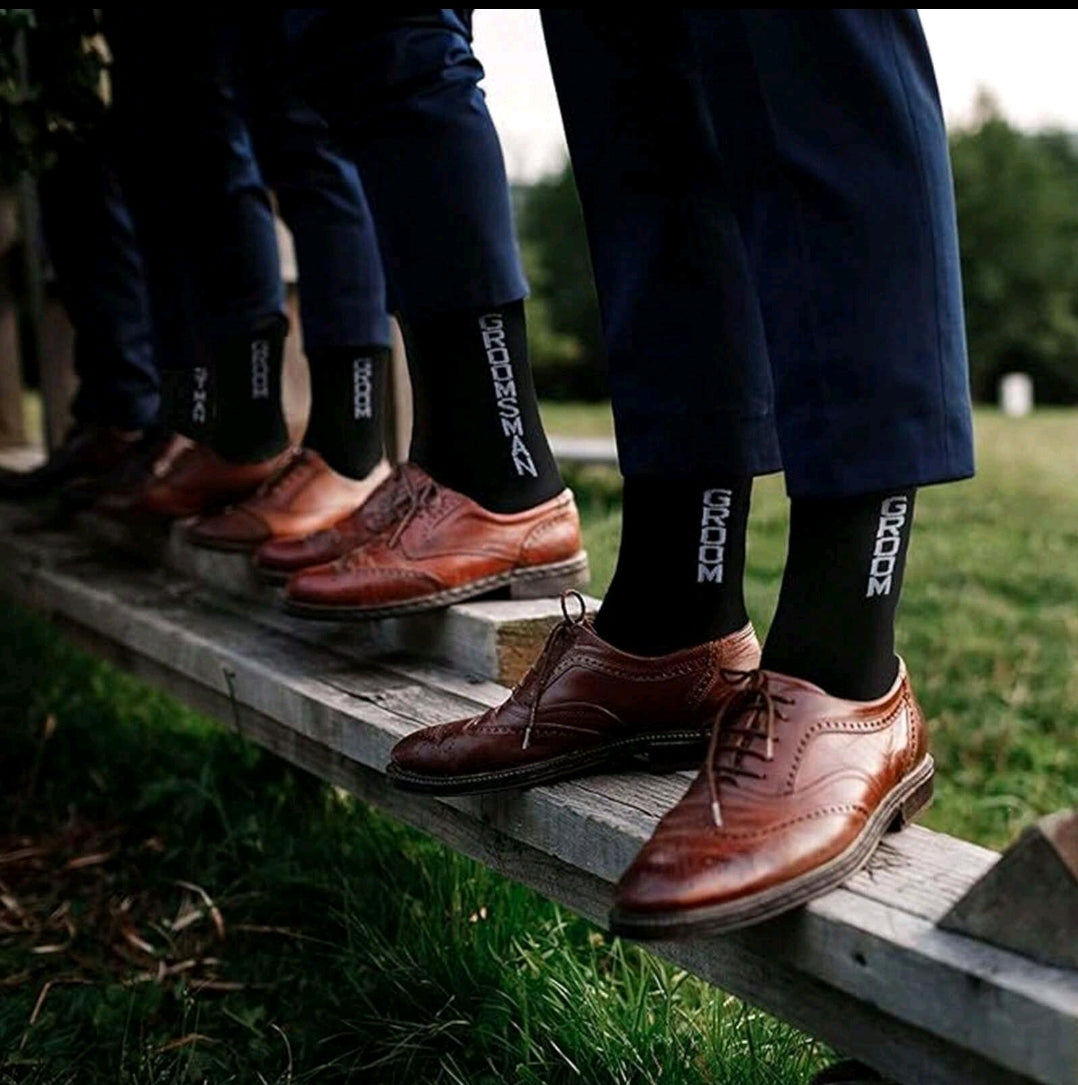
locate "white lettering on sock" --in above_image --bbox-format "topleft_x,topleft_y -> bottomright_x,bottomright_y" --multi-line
192,366 -> 209,424
352,357 -> 373,419
251,339 -> 270,399
866,495 -> 908,597
698,489 -> 732,583
479,312 -> 537,478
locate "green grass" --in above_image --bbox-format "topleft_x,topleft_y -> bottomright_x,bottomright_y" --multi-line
539,400 -> 615,439
0,611 -> 826,1084
1,404 -> 1076,1082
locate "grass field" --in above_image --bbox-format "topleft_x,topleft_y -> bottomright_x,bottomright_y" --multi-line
1,406 -> 1075,1082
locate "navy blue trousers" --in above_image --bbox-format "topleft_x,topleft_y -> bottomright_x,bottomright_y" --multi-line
542,9 -> 975,498
282,9 -> 528,318
39,131 -> 160,431
105,12 -> 390,432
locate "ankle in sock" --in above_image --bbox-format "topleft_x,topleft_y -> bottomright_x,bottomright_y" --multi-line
303,345 -> 389,479
595,475 -> 753,656
402,299 -> 563,513
162,358 -> 214,444
210,316 -> 290,463
761,488 -> 916,701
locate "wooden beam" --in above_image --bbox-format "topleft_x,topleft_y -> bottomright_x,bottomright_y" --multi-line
384,318 -> 412,465
0,506 -> 1075,1085
0,190 -> 27,448
77,508 -> 599,686
940,810 -> 1078,970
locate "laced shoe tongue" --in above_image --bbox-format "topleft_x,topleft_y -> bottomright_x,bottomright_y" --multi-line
705,672 -> 792,827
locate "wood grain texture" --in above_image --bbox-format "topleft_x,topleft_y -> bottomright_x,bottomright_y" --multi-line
1,509 -> 1075,1085
941,810 -> 1078,969
81,506 -> 601,685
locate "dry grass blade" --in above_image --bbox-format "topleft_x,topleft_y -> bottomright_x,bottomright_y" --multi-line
0,847 -> 49,866
188,979 -> 248,992
1,892 -> 28,921
152,1032 -> 219,1054
24,975 -> 93,1035
65,851 -> 116,871
168,905 -> 206,934
120,927 -> 158,957
175,880 -> 225,939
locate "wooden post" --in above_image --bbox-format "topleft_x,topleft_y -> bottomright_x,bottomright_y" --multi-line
14,28 -> 75,452
0,187 -> 27,447
384,317 -> 412,465
939,808 -> 1078,969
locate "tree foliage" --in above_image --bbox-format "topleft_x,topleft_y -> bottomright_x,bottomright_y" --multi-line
519,96 -> 1078,404
514,168 -> 606,400
951,93 -> 1078,403
0,9 -> 106,186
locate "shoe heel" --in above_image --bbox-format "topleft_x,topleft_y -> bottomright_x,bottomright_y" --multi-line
888,766 -> 934,833
508,553 -> 590,600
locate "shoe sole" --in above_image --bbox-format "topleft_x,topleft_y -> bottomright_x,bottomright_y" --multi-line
608,755 -> 935,940
282,552 -> 590,621
185,531 -> 266,554
252,564 -> 293,585
386,727 -> 707,795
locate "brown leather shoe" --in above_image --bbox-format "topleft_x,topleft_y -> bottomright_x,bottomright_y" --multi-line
131,442 -> 294,520
93,433 -> 192,517
185,451 -> 391,553
610,662 -> 934,939
0,424 -> 141,502
252,461 -> 418,583
387,595 -> 762,793
283,465 -> 589,619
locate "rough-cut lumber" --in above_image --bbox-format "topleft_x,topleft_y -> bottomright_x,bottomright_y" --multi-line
77,507 -> 598,686
940,809 -> 1078,970
1,506 -> 1076,1085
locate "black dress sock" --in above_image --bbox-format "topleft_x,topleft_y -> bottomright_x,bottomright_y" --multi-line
594,476 -> 753,657
162,354 -> 214,444
303,345 -> 389,479
401,299 -> 564,513
760,488 -> 916,701
210,315 -> 290,463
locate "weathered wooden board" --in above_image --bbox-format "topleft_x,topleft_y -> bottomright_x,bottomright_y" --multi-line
941,809 -> 1078,970
77,507 -> 600,686
1,509 -> 1076,1085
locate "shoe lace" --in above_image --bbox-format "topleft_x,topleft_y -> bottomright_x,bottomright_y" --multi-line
255,450 -> 307,500
520,590 -> 588,750
704,670 -> 794,828
384,470 -> 441,549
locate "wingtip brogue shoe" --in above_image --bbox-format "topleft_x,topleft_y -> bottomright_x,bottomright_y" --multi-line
387,596 -> 762,794
610,661 -> 934,940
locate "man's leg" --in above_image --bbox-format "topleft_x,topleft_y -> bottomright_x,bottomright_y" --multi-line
540,9 -> 971,937
105,13 -> 294,520
387,9 -> 773,794
188,50 -> 395,555
277,11 -> 588,618
0,127 -> 160,501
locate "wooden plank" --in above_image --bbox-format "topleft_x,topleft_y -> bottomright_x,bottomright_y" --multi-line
940,810 -> 1078,969
281,287 -> 310,445
548,435 -> 618,467
0,510 -> 1076,1085
33,616 -> 1048,1085
384,318 -> 411,466
0,191 -> 27,449
78,506 -> 601,686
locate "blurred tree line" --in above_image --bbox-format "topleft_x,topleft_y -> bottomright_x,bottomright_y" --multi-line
517,92 -> 1078,404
